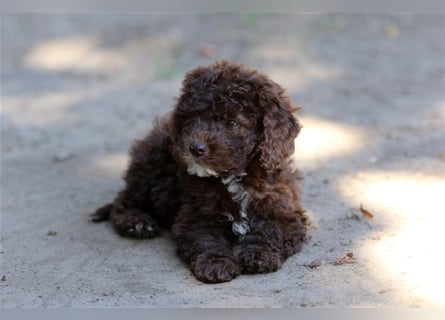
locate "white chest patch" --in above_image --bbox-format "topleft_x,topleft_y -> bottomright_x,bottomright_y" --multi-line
221,174 -> 251,237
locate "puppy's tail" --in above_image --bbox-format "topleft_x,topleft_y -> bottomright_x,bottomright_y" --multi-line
90,203 -> 112,222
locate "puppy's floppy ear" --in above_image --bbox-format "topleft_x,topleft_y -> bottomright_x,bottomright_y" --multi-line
257,82 -> 301,174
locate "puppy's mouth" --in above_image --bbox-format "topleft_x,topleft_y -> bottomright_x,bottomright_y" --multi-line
182,139 -> 245,178
185,139 -> 220,177
186,159 -> 248,179
186,162 -> 219,178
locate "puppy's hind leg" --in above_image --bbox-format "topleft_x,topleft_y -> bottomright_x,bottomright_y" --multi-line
91,198 -> 162,239
111,120 -> 179,239
91,201 -> 161,238
110,197 -> 162,239
91,203 -> 112,222
91,117 -> 179,239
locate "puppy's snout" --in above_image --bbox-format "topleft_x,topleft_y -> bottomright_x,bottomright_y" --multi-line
189,140 -> 209,157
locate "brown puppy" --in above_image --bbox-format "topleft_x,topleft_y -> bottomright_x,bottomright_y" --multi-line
92,61 -> 307,283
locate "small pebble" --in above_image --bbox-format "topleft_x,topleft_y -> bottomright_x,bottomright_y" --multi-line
305,259 -> 322,269
53,151 -> 74,163
369,156 -> 378,163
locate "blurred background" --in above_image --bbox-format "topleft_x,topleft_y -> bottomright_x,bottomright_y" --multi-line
1,14 -> 444,307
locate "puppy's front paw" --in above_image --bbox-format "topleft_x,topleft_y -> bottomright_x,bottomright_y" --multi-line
112,210 -> 161,239
191,253 -> 240,283
238,245 -> 282,274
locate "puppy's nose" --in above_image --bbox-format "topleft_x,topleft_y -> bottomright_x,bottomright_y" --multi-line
189,140 -> 209,157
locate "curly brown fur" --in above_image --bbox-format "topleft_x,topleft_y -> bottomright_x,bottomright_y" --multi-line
92,60 -> 308,283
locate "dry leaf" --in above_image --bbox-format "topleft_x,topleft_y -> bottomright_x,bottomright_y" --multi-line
360,204 -> 374,219
198,44 -> 217,57
436,152 -> 445,160
386,24 -> 400,38
333,252 -> 357,265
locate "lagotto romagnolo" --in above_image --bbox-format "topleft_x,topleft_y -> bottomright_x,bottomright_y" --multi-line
92,61 -> 308,283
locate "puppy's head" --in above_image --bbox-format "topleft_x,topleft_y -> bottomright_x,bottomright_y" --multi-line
172,60 -> 300,178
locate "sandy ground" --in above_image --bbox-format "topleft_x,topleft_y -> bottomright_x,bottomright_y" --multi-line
1,13 -> 445,307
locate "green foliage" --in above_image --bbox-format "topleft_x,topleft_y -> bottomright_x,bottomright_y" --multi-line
154,57 -> 177,80
240,13 -> 261,27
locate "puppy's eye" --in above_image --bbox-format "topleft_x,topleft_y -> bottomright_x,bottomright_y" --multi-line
228,120 -> 239,128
